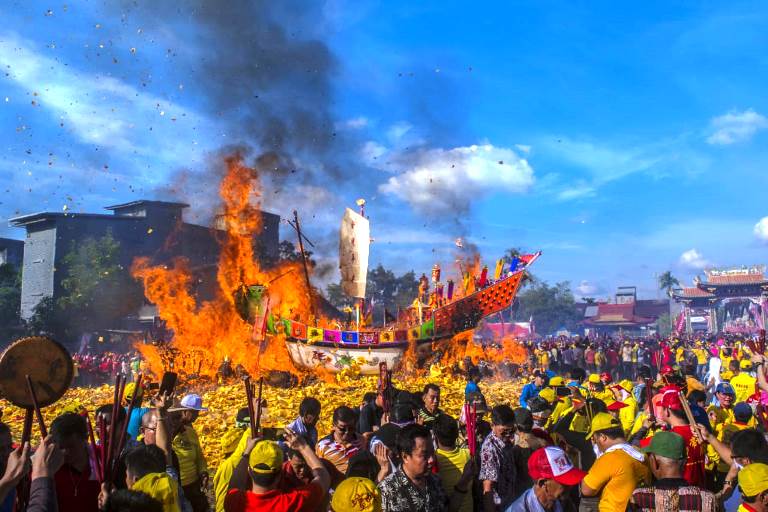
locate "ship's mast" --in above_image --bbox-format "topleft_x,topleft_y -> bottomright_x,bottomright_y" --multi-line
289,210 -> 316,320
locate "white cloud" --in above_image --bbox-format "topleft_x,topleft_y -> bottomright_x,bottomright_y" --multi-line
754,217 -> 768,242
679,248 -> 710,269
386,122 -> 413,142
343,116 -> 369,129
360,141 -> 388,166
707,108 -> 768,145
557,183 -> 596,201
544,137 -> 659,183
515,144 -> 531,154
576,280 -> 600,296
378,144 -> 534,215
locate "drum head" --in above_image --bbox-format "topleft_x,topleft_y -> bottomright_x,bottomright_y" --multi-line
0,337 -> 73,408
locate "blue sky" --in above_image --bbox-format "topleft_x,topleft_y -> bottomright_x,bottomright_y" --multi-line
1,1 -> 767,300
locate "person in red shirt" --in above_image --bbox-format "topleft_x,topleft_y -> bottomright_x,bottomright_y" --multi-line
280,447 -> 312,491
657,389 -> 706,488
51,412 -> 101,512
225,428 -> 330,512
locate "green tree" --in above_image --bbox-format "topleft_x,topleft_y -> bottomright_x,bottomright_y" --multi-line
0,264 -> 21,327
515,281 -> 580,335
325,282 -> 348,310
57,230 -> 143,334
26,296 -> 67,339
658,271 -> 680,296
324,266 -> 420,323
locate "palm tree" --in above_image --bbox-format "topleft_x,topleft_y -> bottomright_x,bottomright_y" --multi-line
658,271 -> 680,296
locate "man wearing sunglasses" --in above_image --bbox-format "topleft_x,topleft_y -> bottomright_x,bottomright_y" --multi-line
479,405 -> 517,512
316,406 -> 366,475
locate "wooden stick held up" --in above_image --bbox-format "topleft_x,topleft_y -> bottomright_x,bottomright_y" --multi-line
244,377 -> 257,439
678,391 -> 703,443
24,375 -> 47,438
104,373 -> 124,484
254,377 -> 264,436
112,374 -> 143,478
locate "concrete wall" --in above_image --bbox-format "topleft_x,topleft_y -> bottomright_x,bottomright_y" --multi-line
19,224 -> 57,319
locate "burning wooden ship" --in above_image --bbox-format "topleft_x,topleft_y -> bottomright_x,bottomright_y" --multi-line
237,204 -> 540,375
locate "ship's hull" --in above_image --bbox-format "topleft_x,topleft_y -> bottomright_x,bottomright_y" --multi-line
285,339 -> 411,375
282,268 -> 531,374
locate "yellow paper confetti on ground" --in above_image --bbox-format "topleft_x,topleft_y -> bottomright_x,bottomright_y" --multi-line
0,370 -> 524,470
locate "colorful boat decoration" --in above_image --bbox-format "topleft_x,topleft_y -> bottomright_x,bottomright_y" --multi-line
280,267 -> 534,374
236,202 -> 540,375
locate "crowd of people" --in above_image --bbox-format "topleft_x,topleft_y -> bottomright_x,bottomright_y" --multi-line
2,333 -> 768,511
72,352 -> 142,387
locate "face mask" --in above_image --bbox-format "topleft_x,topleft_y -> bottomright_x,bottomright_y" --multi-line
592,443 -> 602,458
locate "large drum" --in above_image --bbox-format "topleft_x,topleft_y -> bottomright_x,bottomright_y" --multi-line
0,336 -> 74,408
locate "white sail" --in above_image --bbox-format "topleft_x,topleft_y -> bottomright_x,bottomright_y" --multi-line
339,208 -> 369,298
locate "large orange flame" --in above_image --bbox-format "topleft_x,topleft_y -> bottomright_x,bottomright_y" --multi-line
131,154 -> 312,378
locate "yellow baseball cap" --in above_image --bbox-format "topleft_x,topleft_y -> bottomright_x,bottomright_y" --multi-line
538,388 -> 556,404
331,477 -> 382,512
740,359 -> 753,370
220,428 -> 244,456
587,374 -> 601,384
124,382 -> 143,402
549,376 -> 565,387
248,440 -> 283,474
585,412 -> 622,439
738,463 -> 768,497
611,379 -> 633,393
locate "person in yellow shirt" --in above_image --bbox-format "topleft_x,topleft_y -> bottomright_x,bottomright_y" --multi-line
708,402 -> 753,487
731,360 -> 758,404
169,394 -> 209,512
580,413 -> 652,512
609,380 -> 637,436
434,414 -> 473,512
693,344 -> 708,379
544,377 -> 572,429
587,374 -> 614,403
721,349 -> 733,379
707,382 -> 736,428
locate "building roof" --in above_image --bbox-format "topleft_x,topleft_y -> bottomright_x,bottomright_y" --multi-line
672,286 -> 715,299
104,200 -> 190,211
705,273 -> 766,285
582,302 -> 655,326
9,211 -> 140,227
0,237 -> 23,246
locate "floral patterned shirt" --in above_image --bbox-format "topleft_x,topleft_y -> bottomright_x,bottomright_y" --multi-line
378,467 -> 448,512
479,432 -> 517,508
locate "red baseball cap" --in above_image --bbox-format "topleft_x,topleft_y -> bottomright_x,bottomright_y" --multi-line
599,372 -> 612,383
661,365 -> 674,375
659,389 -> 683,410
528,446 -> 587,485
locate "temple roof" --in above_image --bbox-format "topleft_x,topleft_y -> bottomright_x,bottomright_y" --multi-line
672,287 -> 715,299
702,266 -> 767,286
582,303 -> 655,326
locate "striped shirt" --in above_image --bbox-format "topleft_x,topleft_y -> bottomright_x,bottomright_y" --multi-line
630,479 -> 716,512
315,433 -> 362,474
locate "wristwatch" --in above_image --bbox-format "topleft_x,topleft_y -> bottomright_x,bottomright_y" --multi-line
724,479 -> 737,487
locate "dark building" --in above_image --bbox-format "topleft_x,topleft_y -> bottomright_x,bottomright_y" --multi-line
0,238 -> 24,268
10,200 -> 280,319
